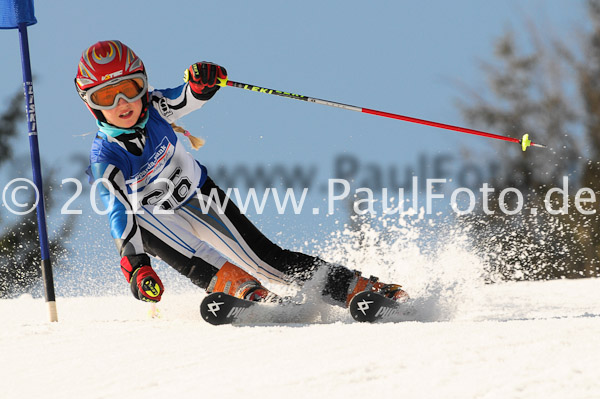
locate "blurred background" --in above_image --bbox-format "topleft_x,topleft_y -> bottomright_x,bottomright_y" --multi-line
1,0 -> 597,298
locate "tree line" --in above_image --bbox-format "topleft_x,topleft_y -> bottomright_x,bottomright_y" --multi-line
459,0 -> 600,280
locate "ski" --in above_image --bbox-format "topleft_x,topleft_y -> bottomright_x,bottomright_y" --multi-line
349,290 -> 410,323
202,290 -> 412,325
200,292 -> 257,325
200,292 -> 317,325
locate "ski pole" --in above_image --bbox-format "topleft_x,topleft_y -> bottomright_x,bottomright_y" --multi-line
218,79 -> 546,152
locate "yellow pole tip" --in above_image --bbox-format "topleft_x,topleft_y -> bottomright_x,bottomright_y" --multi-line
521,133 -> 531,152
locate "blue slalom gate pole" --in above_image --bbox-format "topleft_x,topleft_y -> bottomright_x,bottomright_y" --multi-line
1,0 -> 57,321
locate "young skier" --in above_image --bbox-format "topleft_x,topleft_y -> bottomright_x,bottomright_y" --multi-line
75,40 -> 407,307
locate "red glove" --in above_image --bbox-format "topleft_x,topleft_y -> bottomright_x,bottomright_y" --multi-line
185,62 -> 227,100
121,255 -> 164,303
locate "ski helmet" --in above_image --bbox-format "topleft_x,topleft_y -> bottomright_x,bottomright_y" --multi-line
75,40 -> 149,124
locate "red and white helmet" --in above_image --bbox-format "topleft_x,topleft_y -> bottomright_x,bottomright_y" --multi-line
75,40 -> 148,122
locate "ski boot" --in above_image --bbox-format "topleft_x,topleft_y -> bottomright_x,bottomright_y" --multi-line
346,271 -> 409,307
207,262 -> 271,302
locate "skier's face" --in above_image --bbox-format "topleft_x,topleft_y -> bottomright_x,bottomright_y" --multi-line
100,98 -> 143,128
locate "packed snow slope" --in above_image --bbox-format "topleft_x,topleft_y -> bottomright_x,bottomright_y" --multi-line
3,220 -> 600,398
2,277 -> 600,399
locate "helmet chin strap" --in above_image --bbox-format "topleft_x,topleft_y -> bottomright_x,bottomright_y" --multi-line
137,92 -> 150,124
90,106 -> 107,123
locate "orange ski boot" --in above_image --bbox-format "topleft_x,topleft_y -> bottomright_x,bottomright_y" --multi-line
346,271 -> 409,307
207,262 -> 271,302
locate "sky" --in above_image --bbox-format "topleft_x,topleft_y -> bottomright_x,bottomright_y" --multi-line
0,0 -> 589,281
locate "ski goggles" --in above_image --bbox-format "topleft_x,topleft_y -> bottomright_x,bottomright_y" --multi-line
85,73 -> 148,110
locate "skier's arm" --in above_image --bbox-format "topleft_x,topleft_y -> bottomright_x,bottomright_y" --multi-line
90,162 -> 164,302
150,62 -> 227,123
91,162 -> 144,256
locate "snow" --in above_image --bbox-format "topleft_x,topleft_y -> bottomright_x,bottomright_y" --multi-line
2,218 -> 599,398
2,277 -> 600,399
